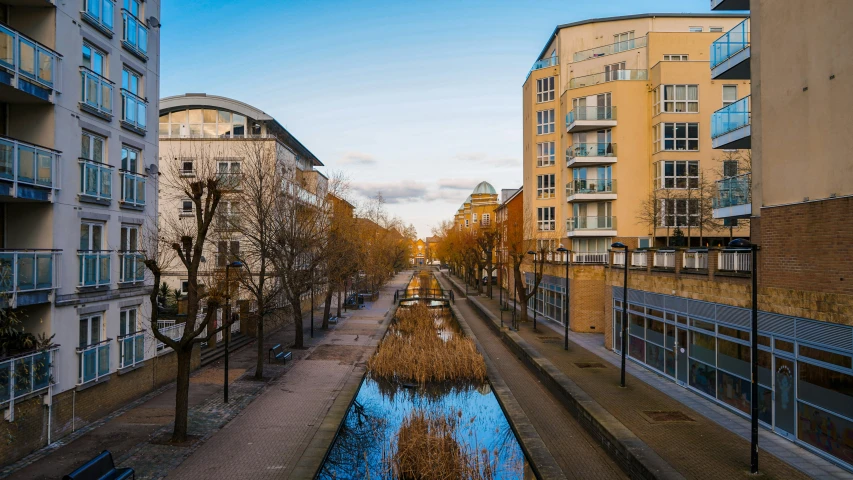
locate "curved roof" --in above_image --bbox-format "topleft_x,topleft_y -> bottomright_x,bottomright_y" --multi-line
465,194 -> 472,204
472,181 -> 497,195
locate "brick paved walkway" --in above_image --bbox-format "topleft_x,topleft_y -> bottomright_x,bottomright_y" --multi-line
442,271 -> 847,479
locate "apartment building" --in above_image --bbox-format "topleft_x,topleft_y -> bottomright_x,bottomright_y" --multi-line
0,0 -> 161,463
453,181 -> 499,231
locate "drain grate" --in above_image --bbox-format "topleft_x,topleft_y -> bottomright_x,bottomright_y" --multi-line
642,411 -> 695,423
575,362 -> 606,369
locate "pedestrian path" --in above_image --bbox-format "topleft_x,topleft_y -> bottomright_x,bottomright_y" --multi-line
443,271 -> 852,479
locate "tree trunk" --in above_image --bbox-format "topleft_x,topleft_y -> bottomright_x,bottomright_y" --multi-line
336,285 -> 342,317
291,297 -> 304,348
255,311 -> 264,380
322,285 -> 333,330
172,348 -> 192,442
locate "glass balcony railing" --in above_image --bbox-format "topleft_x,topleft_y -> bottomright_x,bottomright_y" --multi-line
567,179 -> 616,196
78,251 -> 111,287
0,136 -> 57,195
0,24 -> 57,100
569,69 -> 646,90
121,9 -> 148,57
567,106 -> 616,125
77,340 -> 110,384
0,250 -> 58,294
712,96 -> 751,138
711,18 -> 750,68
118,331 -> 144,369
121,89 -> 147,131
118,251 -> 145,283
574,36 -> 647,62
566,142 -> 616,159
79,158 -> 112,200
80,67 -> 114,116
0,348 -> 57,405
567,216 -> 616,231
120,170 -> 146,207
714,173 -> 751,209
530,56 -> 558,72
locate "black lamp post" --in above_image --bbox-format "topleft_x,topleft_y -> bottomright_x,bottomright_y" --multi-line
224,260 -> 244,403
556,247 -> 570,350
611,242 -> 629,387
730,238 -> 760,474
527,250 -> 538,331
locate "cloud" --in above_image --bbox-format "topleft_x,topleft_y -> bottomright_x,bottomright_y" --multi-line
339,151 -> 377,166
454,152 -> 520,168
351,181 -> 428,204
437,178 -> 477,191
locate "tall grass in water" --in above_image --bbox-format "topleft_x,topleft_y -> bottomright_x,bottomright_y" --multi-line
368,303 -> 486,384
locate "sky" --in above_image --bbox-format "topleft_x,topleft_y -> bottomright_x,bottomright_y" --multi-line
161,0 -> 716,238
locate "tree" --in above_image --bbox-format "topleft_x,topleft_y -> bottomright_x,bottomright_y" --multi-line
321,174 -> 358,330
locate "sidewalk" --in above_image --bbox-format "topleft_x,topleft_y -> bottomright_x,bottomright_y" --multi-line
443,271 -> 850,480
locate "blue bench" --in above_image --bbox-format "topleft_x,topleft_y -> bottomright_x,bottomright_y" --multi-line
63,450 -> 134,480
268,344 -> 292,364
328,316 -> 338,325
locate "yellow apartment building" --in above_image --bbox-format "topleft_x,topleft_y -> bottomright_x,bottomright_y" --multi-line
454,181 -> 500,232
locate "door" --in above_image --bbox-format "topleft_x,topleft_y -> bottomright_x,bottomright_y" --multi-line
774,356 -> 796,439
676,328 -> 688,386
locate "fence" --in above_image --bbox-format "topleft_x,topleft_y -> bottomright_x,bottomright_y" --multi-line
683,251 -> 709,270
653,251 -> 676,269
718,250 -> 752,273
631,251 -> 648,268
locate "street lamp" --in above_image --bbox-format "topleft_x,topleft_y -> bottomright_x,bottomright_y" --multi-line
527,250 -> 538,331
556,247 -> 570,350
224,260 -> 244,403
730,238 -> 760,474
611,242 -> 628,387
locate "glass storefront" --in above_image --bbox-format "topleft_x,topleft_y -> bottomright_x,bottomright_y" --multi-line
612,294 -> 853,471
526,274 -> 566,326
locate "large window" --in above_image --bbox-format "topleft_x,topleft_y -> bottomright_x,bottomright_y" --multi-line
119,225 -> 144,283
660,198 -> 699,227
81,44 -> 112,115
120,146 -> 145,206
79,222 -> 109,286
536,77 -> 554,103
653,122 -> 699,152
536,142 -> 555,166
82,44 -> 105,76
663,54 -> 688,61
656,160 -> 699,189
217,240 -> 240,267
121,67 -> 146,130
537,207 -> 555,231
121,0 -> 148,56
159,109 -> 248,138
537,174 -> 555,199
83,0 -> 115,32
80,132 -> 111,200
654,85 -> 699,114
536,109 -> 555,135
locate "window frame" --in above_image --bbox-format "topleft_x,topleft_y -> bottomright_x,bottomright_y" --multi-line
663,54 -> 689,61
659,85 -> 699,114
536,76 -> 555,103
80,131 -> 112,200
536,142 -> 555,167
536,174 -> 556,199
656,160 -> 700,189
537,206 -> 555,231
654,122 -> 700,152
536,109 -> 555,135
83,0 -> 115,32
722,85 -> 738,107
659,198 -> 700,227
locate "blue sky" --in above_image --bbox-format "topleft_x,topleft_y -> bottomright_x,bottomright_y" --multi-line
161,0 -> 717,237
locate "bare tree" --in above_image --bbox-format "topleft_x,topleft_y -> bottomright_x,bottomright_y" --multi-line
321,173 -> 358,329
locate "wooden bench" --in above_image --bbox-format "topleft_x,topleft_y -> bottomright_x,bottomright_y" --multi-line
268,344 -> 292,364
63,451 -> 134,480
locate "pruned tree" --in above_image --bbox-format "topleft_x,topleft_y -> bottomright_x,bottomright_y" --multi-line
322,173 -> 358,329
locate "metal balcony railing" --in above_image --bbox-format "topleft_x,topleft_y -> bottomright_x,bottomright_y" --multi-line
711,18 -> 749,68
80,67 -> 113,116
118,331 -> 144,369
0,24 -> 57,99
612,251 -> 626,267
79,158 -> 112,200
574,36 -> 648,62
567,179 -> 615,196
530,56 -> 558,72
0,136 -> 59,197
120,170 -> 146,207
121,89 -> 147,131
82,0 -> 115,33
567,106 -> 616,125
653,250 -> 676,269
683,250 -> 709,270
567,143 -> 616,159
718,250 -> 752,273
573,252 -> 608,264
78,251 -> 111,287
714,173 -> 751,209
121,9 -> 148,57
119,251 -> 145,283
0,347 -> 57,406
77,339 -> 111,384
156,322 -> 185,352
568,69 -> 646,90
0,250 -> 60,299
567,216 -> 615,231
712,96 -> 750,139
631,251 -> 648,267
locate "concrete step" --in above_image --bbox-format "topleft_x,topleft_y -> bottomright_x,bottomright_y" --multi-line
200,333 -> 253,366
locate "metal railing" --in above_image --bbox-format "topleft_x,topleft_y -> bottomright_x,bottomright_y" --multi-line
121,9 -> 148,57
653,250 -> 676,269
567,216 -> 616,231
567,179 -> 615,196
118,331 -> 144,369
612,251 -> 626,267
714,173 -> 751,209
530,56 -> 558,72
574,36 -> 647,62
712,95 -> 750,139
0,136 -> 58,196
80,67 -> 113,115
77,339 -> 111,384
79,158 -> 112,200
121,89 -> 147,131
119,251 -> 145,283
711,18 -> 749,68
567,106 -> 616,124
0,250 -> 60,301
78,251 -> 111,287
573,252 -> 608,264
120,170 -> 146,206
544,252 -> 568,264
567,143 -> 616,159
156,322 -> 185,351
568,69 -> 647,90
718,250 -> 752,273
0,24 -> 57,96
631,251 -> 648,267
0,348 -> 57,406
396,288 -> 451,300
683,250 -> 709,270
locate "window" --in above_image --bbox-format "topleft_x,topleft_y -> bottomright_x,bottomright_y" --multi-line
119,225 -> 143,282
79,222 -> 109,286
83,0 -> 115,32
723,160 -> 739,177
181,199 -> 193,216
656,85 -> 699,114
537,207 -> 555,231
120,307 -> 138,336
472,213 -> 478,222
79,315 -> 103,349
180,280 -> 189,294
710,26 -> 724,33
689,26 -> 703,32
537,239 -> 556,252
604,62 -> 625,81
653,123 -> 699,152
482,213 -> 490,225
722,85 -> 738,107
613,31 -> 634,51
81,44 -> 112,114
536,110 -> 555,135
536,77 -> 554,103
217,160 -> 242,189
465,219 -> 469,228
536,142 -> 555,166
537,174 -> 555,199
572,237 -> 612,253
121,0 -> 148,55
121,67 -> 146,130
121,145 -> 139,173
160,109 -> 248,138
663,54 -> 688,61
80,132 -> 111,200
80,222 -> 104,251
217,240 -> 240,267
180,158 -> 194,175
82,44 -> 105,76
660,198 -> 699,227
120,146 -> 145,206
656,160 -> 699,189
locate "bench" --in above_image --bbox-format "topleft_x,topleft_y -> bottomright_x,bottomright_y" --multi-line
328,316 -> 338,325
268,344 -> 292,364
63,451 -> 134,480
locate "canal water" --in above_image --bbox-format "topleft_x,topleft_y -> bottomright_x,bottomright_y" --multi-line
318,271 -> 528,479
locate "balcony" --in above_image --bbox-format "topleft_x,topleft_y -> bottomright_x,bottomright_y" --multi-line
120,89 -> 147,135
631,251 -> 648,268
718,249 -> 752,273
121,9 -> 149,61
713,173 -> 751,219
0,348 -> 57,411
568,69 -> 647,90
566,179 -> 616,202
711,19 -> 750,80
566,142 -> 617,167
683,250 -> 709,271
566,216 -> 616,237
653,250 -> 676,270
0,24 -> 58,103
574,36 -> 647,62
612,251 -> 626,267
120,170 -> 146,208
77,339 -> 110,385
573,252 -> 608,264
118,331 -> 144,369
80,67 -> 114,119
156,321 -> 184,352
712,96 -> 750,149
118,251 -> 145,284
78,251 -> 110,288
0,250 -> 61,307
566,106 -> 617,133
79,158 -> 112,203
529,56 -> 558,73
0,136 -> 60,202
711,0 -> 749,11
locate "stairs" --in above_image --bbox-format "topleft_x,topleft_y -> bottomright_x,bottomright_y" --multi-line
200,332 -> 254,367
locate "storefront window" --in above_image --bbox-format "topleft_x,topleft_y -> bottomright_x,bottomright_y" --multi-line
717,370 -> 750,415
647,318 -> 664,345
797,402 -> 853,466
798,362 -> 853,420
690,330 -> 716,366
718,337 -> 750,379
690,359 -> 716,397
775,338 -> 795,353
718,325 -> 749,341
629,335 -> 645,362
629,313 -> 645,338
647,343 -> 665,372
799,345 -> 852,369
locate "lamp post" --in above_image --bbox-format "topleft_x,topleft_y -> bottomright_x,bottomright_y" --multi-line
527,251 -> 538,331
556,247 -> 570,350
730,238 -> 760,474
224,260 -> 244,403
611,242 -> 628,387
